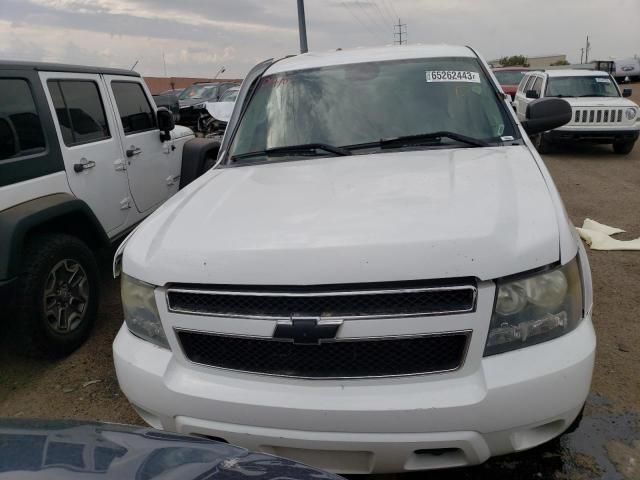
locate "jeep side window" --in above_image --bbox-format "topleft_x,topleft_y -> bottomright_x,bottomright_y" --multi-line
111,82 -> 156,135
0,78 -> 46,160
532,77 -> 543,96
524,76 -> 537,93
48,80 -> 111,146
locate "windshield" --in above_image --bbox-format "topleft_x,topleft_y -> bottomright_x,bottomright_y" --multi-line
546,76 -> 619,97
178,85 -> 219,101
229,57 -> 515,163
493,70 -> 528,85
220,88 -> 239,102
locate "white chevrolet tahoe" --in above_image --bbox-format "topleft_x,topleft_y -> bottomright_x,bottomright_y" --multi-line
514,69 -> 640,154
0,61 -> 220,357
113,45 -> 595,474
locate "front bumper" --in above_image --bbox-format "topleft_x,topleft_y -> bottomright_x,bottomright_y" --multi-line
548,127 -> 639,143
114,316 -> 595,474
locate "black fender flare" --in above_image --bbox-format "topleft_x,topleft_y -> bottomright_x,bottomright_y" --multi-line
180,137 -> 221,189
0,193 -> 109,280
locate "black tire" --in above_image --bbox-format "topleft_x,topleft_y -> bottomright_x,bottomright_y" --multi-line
613,140 -> 635,155
562,404 -> 585,435
532,133 -> 552,154
14,233 -> 99,358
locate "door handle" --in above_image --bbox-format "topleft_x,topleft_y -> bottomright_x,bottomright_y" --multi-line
73,159 -> 96,173
126,147 -> 142,157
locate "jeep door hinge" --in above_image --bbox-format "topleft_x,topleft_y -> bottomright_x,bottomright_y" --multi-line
120,197 -> 132,210
114,159 -> 127,171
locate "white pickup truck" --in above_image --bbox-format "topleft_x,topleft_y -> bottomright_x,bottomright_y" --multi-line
0,61 -> 220,356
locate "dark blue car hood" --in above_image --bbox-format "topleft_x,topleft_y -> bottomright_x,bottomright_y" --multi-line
0,419 -> 344,479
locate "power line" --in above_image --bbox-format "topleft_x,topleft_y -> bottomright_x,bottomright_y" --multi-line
377,0 -> 396,24
340,1 -> 384,42
353,0 -> 389,34
383,0 -> 400,20
394,18 -> 407,45
372,0 -> 394,27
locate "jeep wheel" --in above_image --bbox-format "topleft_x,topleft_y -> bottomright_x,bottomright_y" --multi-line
612,140 -> 635,155
15,233 -> 99,357
532,133 -> 552,154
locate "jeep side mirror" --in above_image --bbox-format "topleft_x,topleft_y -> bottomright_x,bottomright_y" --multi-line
522,98 -> 572,136
526,90 -> 540,99
623,88 -> 632,98
157,107 -> 175,141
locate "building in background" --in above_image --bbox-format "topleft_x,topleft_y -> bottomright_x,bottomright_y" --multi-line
144,77 -> 243,95
489,54 -> 568,69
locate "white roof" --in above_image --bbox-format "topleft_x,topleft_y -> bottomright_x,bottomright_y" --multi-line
544,69 -> 609,78
266,44 -> 476,75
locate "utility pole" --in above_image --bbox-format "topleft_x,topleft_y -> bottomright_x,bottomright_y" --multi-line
580,48 -> 584,64
394,18 -> 407,45
585,35 -> 591,63
297,0 -> 309,54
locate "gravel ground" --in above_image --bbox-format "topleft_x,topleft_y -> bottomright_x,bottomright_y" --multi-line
2,90 -> 640,479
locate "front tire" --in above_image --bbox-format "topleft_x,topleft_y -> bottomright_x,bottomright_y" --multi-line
14,233 -> 99,358
612,140 -> 635,155
532,133 -> 552,154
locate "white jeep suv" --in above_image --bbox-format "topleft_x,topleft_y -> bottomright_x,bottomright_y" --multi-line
514,69 -> 639,154
113,45 -> 595,474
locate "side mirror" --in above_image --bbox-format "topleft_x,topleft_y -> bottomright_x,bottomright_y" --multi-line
526,90 -> 540,99
157,107 -> 175,141
522,98 -> 572,136
623,88 -> 632,98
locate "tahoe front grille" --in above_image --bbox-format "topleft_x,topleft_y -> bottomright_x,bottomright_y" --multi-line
166,282 -> 477,320
176,330 -> 471,379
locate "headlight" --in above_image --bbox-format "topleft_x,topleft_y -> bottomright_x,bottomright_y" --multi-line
121,274 -> 169,349
484,258 -> 583,356
626,108 -> 637,120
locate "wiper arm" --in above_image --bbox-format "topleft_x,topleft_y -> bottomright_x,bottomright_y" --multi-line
347,131 -> 489,150
380,131 -> 489,148
231,143 -> 352,162
576,94 -> 613,97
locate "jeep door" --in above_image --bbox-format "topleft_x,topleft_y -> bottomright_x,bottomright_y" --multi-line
40,72 -> 131,234
104,77 -> 171,213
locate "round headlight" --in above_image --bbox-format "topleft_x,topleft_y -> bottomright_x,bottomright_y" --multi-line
523,270 -> 568,309
495,282 -> 527,316
626,108 -> 637,120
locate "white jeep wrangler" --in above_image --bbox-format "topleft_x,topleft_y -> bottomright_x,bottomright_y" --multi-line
0,61 -> 219,356
514,69 -> 639,154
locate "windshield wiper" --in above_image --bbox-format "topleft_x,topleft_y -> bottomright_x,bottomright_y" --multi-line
347,131 -> 490,151
231,143 -> 352,162
576,94 -> 614,97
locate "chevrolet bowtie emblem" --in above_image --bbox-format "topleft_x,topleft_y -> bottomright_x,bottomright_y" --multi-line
273,318 -> 342,345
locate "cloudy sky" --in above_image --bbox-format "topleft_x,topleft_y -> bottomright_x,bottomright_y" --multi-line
0,0 -> 638,78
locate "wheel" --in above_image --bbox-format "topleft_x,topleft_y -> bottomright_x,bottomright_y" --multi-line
14,233 -> 99,357
562,404 -> 585,435
612,140 -> 635,155
532,133 -> 552,154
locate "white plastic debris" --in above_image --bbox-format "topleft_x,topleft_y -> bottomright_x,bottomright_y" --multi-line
577,219 -> 640,251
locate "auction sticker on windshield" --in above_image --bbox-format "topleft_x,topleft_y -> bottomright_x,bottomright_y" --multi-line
426,71 -> 480,83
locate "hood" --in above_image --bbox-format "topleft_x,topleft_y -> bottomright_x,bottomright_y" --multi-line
171,124 -> 194,140
0,419 -> 342,480
124,146 -> 561,285
179,98 -> 207,108
563,97 -> 638,108
205,101 -> 235,123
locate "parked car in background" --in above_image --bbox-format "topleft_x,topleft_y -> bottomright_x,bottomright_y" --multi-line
0,60 -> 221,357
514,69 -> 639,153
113,45 -> 594,475
160,87 -> 184,97
0,419 -> 343,479
492,66 -> 531,99
152,92 -> 180,122
178,82 -> 238,130
196,86 -> 240,141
